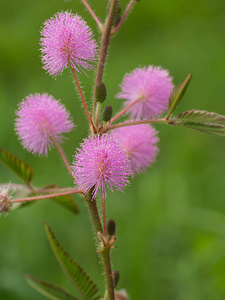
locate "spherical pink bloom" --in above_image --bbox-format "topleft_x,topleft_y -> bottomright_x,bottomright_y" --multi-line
40,11 -> 97,77
73,134 -> 131,199
15,93 -> 74,156
112,124 -> 159,176
117,66 -> 174,119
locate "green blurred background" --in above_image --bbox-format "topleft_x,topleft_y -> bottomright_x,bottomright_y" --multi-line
1,0 -> 225,299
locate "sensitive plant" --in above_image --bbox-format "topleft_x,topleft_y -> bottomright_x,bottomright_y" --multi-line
1,1 -> 225,300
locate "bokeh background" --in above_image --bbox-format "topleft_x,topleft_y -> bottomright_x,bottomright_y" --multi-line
1,0 -> 225,299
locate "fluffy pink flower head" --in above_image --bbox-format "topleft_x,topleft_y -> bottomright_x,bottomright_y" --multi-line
117,66 -> 174,119
15,93 -> 74,156
40,11 -> 97,77
112,124 -> 159,176
73,134 -> 132,199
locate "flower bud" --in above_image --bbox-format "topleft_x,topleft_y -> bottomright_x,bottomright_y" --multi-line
112,270 -> 120,288
95,82 -> 107,103
0,185 -> 12,214
107,219 -> 116,236
107,0 -> 121,27
113,14 -> 121,27
102,105 -> 113,122
107,0 -> 121,15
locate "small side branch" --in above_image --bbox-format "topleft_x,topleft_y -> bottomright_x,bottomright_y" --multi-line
109,96 -> 142,125
104,118 -> 168,133
80,0 -> 104,32
111,0 -> 136,35
11,189 -> 83,203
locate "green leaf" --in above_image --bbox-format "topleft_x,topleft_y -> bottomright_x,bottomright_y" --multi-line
25,274 -> 79,300
167,73 -> 192,118
41,185 -> 79,214
0,148 -> 33,183
44,223 -> 100,300
51,194 -> 79,214
170,110 -> 225,136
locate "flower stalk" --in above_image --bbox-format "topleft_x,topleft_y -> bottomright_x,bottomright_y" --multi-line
86,192 -> 103,233
109,96 -> 143,125
102,188 -> 107,238
70,65 -> 96,133
51,136 -> 76,180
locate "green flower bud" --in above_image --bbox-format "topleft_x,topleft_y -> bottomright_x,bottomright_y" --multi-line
95,82 -> 107,103
107,0 -> 121,28
107,219 -> 116,236
113,14 -> 121,27
107,0 -> 120,15
112,270 -> 120,288
102,105 -> 113,122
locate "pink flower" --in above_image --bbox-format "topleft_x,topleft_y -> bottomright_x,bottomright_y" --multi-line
73,134 -> 131,199
40,11 -> 97,77
15,93 -> 74,156
112,124 -> 159,176
117,66 -> 174,119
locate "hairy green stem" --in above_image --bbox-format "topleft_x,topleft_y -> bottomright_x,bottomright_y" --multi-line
92,0 -> 118,125
86,193 -> 103,233
87,2 -> 120,299
86,191 -> 115,299
101,247 -> 115,300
